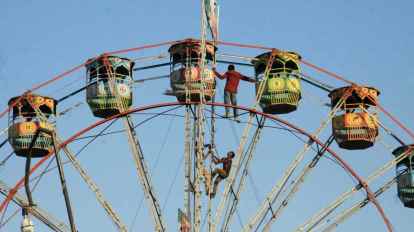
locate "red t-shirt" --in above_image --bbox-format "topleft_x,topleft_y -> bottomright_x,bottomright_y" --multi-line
217,71 -> 251,93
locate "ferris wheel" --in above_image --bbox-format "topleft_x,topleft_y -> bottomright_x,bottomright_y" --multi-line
1,3 -> 414,232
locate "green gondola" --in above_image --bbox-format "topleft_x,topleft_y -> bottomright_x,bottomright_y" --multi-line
85,55 -> 135,118
393,145 -> 414,208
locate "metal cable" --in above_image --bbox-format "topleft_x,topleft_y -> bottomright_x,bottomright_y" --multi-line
162,154 -> 184,211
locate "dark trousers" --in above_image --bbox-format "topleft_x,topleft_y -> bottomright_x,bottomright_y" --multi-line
211,168 -> 228,196
224,90 -> 238,118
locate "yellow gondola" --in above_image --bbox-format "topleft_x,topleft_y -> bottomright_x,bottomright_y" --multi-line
252,51 -> 302,114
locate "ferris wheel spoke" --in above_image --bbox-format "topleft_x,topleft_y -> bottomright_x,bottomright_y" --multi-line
213,113 -> 255,231
213,49 -> 278,232
122,115 -> 166,232
0,180 -> 71,232
299,73 -> 334,93
53,134 -> 128,232
261,135 -> 335,232
0,139 -> 8,150
50,134 -> 78,232
296,147 -> 413,232
99,55 -> 167,231
242,92 -> 350,232
221,116 -> 266,231
318,174 -> 400,232
0,208 -> 20,230
360,107 -> 406,146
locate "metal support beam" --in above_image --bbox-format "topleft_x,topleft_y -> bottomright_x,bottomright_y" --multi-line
54,135 -> 128,232
242,95 -> 347,232
102,55 -> 166,231
51,134 -> 77,232
299,74 -> 334,93
320,175 -> 400,232
0,139 -> 8,150
213,49 -> 278,232
123,116 -> 166,231
262,135 -> 335,232
132,62 -> 171,71
222,117 -> 266,231
0,180 -> 70,232
216,60 -> 254,67
295,147 -> 413,232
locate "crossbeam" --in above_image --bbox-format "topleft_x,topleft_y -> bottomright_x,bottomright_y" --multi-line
243,93 -> 348,232
295,147 -> 413,231
54,135 -> 128,232
0,180 -> 70,232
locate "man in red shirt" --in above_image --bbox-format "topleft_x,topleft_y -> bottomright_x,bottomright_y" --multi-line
213,64 -> 255,121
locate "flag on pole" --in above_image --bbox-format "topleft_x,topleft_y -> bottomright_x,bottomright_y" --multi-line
178,209 -> 191,232
204,0 -> 219,41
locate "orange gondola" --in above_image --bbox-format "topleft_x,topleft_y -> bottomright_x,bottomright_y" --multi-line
8,94 -> 57,158
329,86 -> 380,150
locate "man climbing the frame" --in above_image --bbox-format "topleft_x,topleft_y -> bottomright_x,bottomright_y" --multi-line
213,64 -> 255,121
210,150 -> 236,198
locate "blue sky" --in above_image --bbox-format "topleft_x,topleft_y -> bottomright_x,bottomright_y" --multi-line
1,0 -> 414,231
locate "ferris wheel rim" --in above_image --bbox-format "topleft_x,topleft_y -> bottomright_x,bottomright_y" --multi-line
0,101 -> 393,231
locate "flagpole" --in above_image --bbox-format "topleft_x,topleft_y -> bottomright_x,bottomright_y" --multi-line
193,1 -> 208,230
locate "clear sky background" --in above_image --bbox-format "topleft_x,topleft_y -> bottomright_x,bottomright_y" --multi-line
1,0 -> 414,231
